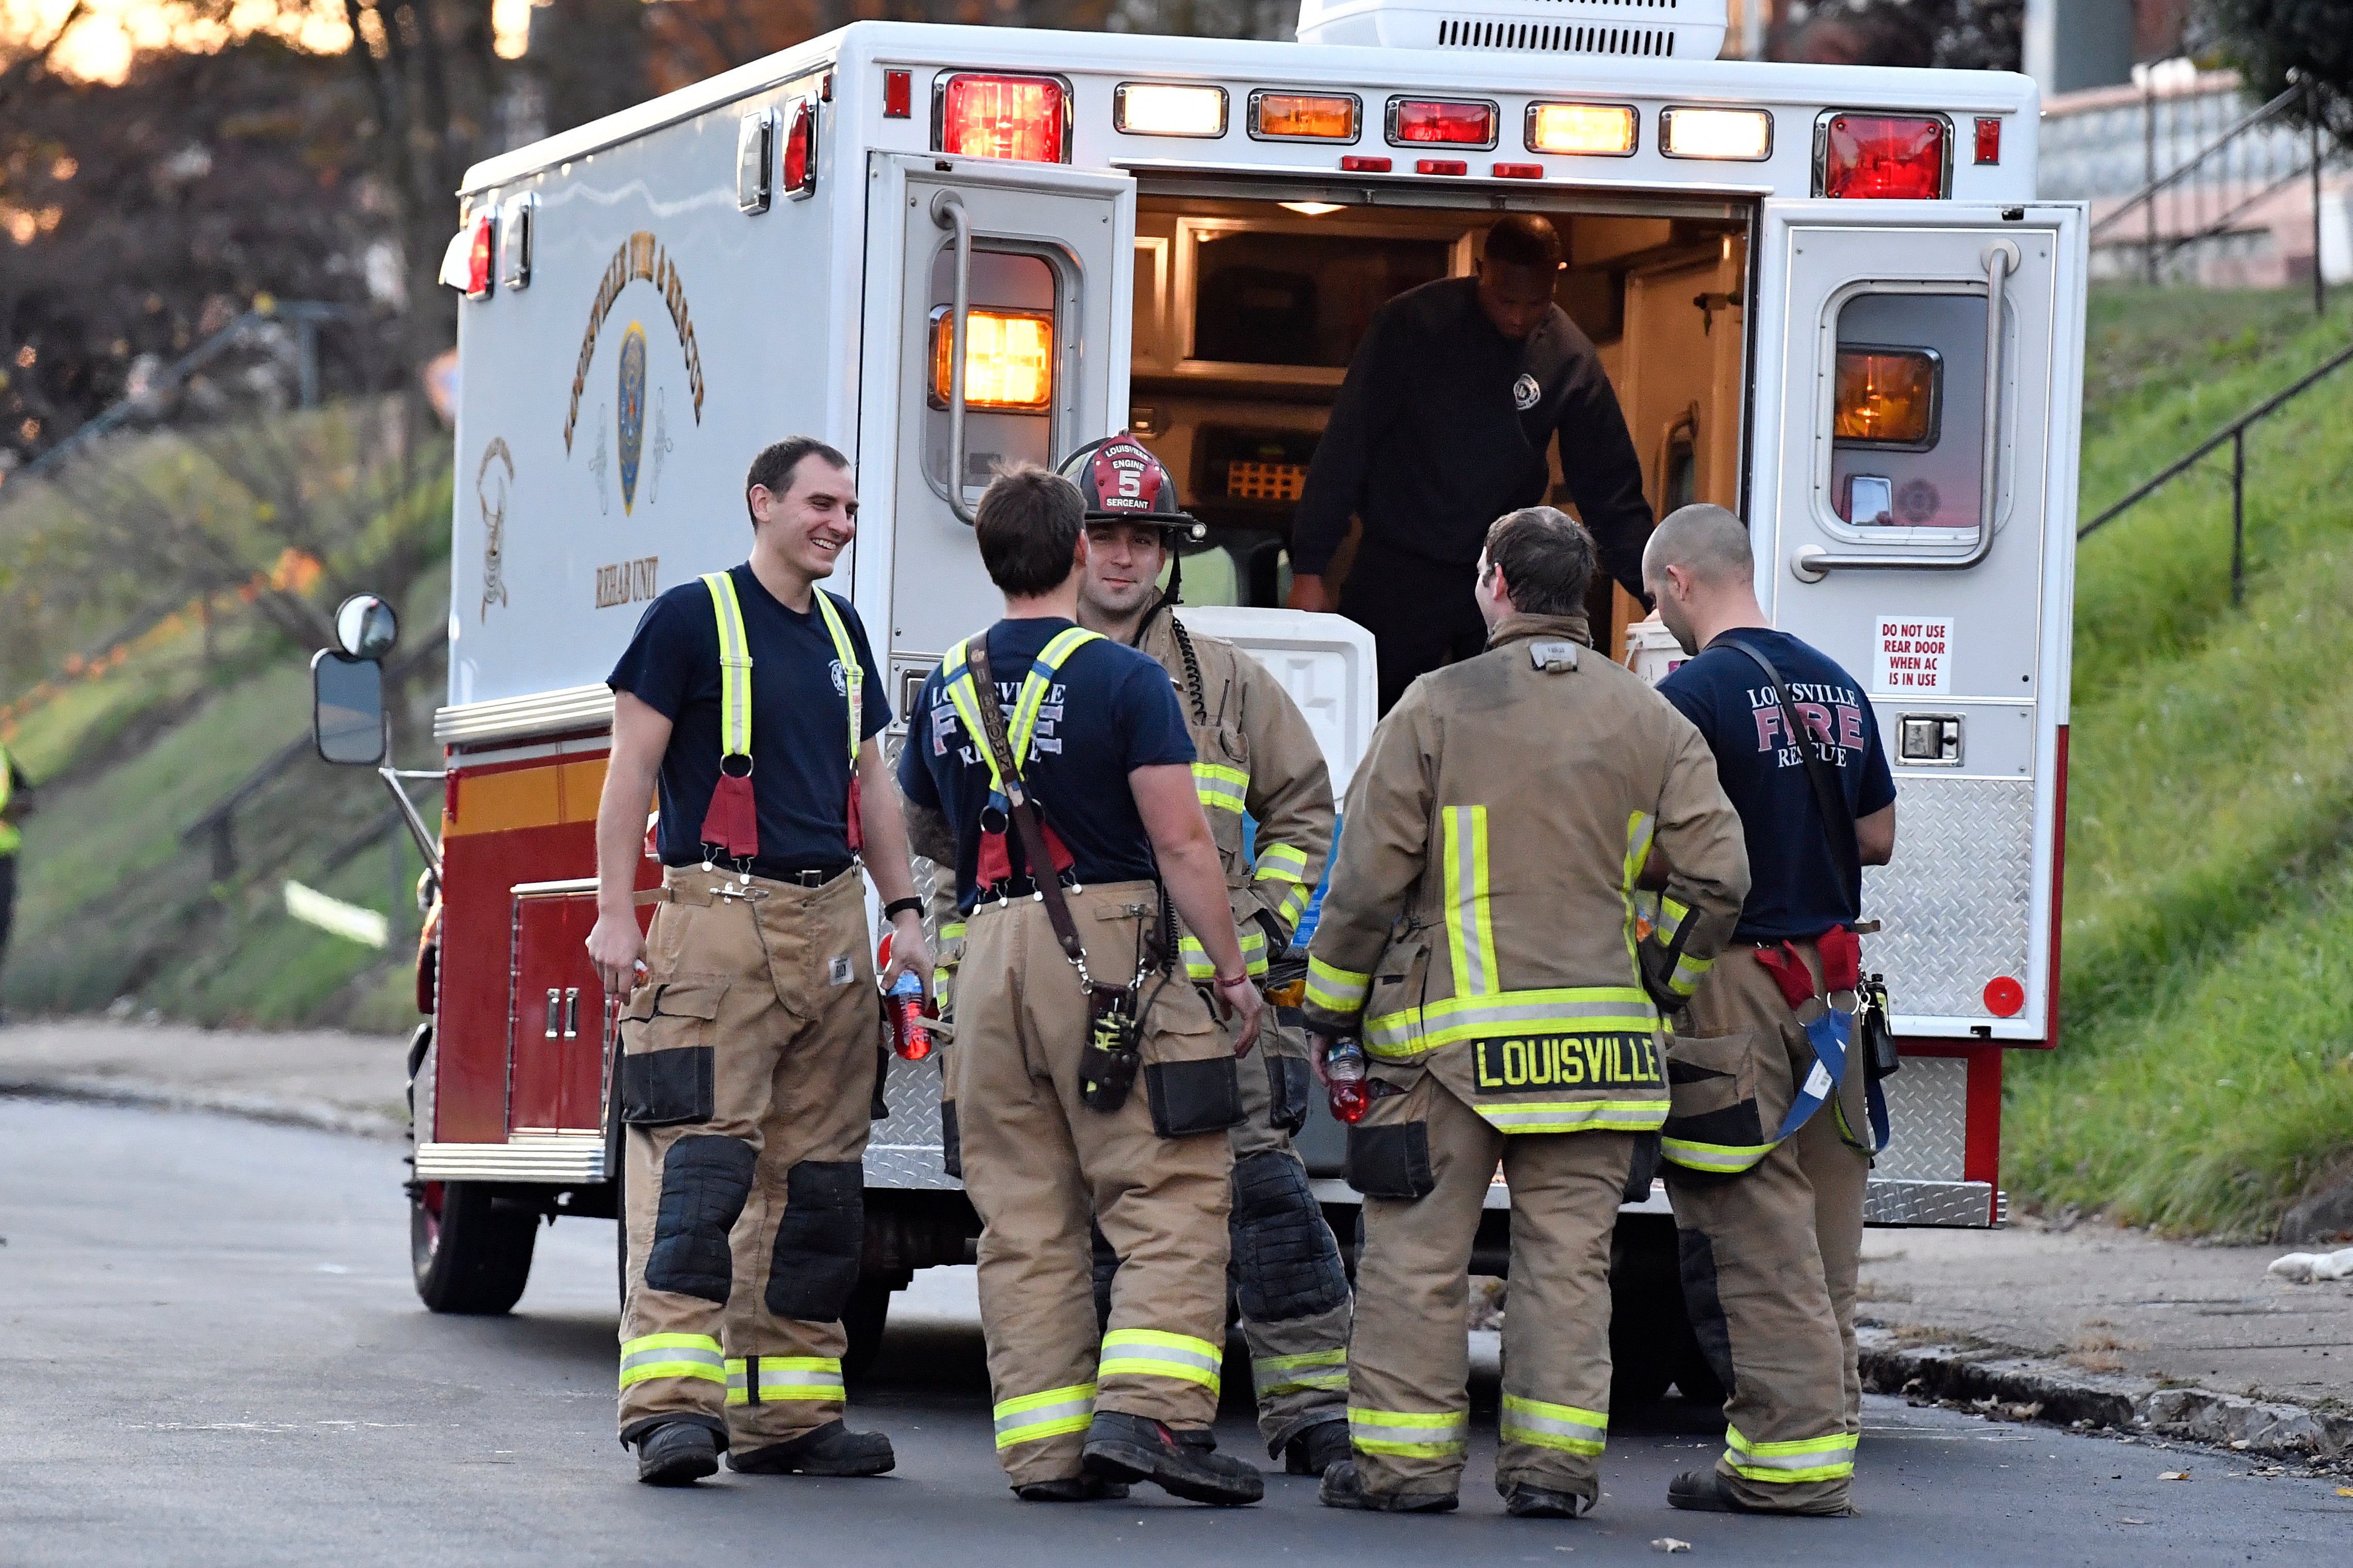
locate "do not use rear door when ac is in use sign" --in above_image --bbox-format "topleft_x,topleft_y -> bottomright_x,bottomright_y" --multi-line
1875,616 -> 1953,694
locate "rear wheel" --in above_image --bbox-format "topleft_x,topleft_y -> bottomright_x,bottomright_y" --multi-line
410,1179 -> 538,1314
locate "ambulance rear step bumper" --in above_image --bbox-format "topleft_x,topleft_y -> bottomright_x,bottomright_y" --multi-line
1307,1175 -> 2004,1229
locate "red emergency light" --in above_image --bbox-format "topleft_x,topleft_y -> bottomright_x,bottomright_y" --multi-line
783,97 -> 816,199
1389,98 -> 1497,149
1492,162 -> 1543,180
1974,115 -> 2001,165
1819,113 -> 1949,199
937,74 -> 1070,164
466,214 -> 494,298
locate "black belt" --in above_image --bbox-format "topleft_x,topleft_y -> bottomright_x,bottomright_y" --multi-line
770,863 -> 855,888
982,869 -> 1081,902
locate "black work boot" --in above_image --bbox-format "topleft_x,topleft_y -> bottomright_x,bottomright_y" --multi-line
1081,1411 -> 1264,1506
1316,1460 -> 1458,1513
1014,1474 -> 1131,1503
727,1420 -> 895,1476
1503,1480 -> 1592,1519
1281,1415 -> 1354,1477
635,1421 -> 721,1486
1667,1470 -> 1750,1513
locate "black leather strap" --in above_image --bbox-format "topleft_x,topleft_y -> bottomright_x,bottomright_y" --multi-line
964,636 -> 1088,968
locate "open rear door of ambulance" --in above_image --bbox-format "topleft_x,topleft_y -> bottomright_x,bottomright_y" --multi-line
858,152 -> 1136,710
1750,198 -> 2087,1225
855,150 -> 1136,1192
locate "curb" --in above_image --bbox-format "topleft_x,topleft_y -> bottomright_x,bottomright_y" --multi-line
0,1074 -> 408,1141
1858,1325 -> 2353,1463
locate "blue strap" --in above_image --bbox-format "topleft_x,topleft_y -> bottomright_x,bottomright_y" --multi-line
1773,1006 -> 1853,1144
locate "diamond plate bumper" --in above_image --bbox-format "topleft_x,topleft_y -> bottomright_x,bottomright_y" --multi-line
1861,775 -> 2034,1022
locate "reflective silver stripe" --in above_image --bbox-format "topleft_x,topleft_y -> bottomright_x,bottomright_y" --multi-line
1442,805 -> 1493,998
1364,990 -> 1658,1056
724,1358 -> 845,1401
993,1383 -> 1098,1449
618,1335 -> 726,1386
1499,1394 -> 1606,1453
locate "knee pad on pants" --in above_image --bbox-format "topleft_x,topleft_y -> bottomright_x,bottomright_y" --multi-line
1229,1150 -> 1348,1322
1677,1226 -> 1737,1396
646,1135 -> 757,1303
766,1159 -> 865,1321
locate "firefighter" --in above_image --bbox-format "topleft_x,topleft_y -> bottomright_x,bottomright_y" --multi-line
895,463 -> 1266,1507
586,435 -> 934,1487
1287,214 -> 1654,714
1304,505 -> 1747,1519
0,738 -> 31,1024
1640,503 -> 1896,1516
1065,437 -> 1352,1478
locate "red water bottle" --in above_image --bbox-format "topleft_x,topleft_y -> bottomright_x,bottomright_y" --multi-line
878,932 -> 935,1062
1326,1036 -> 1368,1124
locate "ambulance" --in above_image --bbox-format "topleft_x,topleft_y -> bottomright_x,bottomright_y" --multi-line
314,0 -> 2084,1397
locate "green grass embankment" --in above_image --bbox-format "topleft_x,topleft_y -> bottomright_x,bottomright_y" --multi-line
2004,289 -> 2353,1238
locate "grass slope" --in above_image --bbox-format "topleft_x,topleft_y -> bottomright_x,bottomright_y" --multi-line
2004,289 -> 2353,1238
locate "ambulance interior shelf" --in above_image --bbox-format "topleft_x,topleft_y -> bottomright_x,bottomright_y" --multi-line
1116,192 -> 1749,616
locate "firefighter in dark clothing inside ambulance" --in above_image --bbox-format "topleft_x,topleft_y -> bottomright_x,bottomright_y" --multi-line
1286,214 -> 1655,713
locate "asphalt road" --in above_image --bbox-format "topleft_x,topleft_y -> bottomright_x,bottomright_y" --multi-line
3,1099 -> 2346,1567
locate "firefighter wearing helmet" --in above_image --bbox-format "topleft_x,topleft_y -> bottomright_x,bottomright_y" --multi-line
895,458 -> 1266,1507
1063,436 -> 1355,1479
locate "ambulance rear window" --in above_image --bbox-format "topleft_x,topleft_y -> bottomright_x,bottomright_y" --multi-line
1188,231 -> 1449,367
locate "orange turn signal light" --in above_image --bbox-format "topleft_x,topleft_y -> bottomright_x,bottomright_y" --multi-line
929,307 -> 1055,412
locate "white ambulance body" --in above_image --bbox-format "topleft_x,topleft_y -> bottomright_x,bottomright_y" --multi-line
419,1 -> 2081,1373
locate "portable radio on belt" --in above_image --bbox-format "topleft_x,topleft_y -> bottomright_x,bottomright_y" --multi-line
697,570 -> 865,869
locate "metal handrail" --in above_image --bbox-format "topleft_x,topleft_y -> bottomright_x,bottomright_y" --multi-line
2087,83 -> 2304,240
2076,338 -> 2353,603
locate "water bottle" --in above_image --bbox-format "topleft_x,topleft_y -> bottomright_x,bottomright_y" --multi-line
878,933 -> 935,1062
1326,1035 -> 1368,1124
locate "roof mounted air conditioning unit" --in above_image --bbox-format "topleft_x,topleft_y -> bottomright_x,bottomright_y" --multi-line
1296,0 -> 1729,61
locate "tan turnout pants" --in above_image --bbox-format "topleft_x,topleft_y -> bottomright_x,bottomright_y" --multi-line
1348,1070 -> 1634,1508
1229,1014 -> 1353,1456
1662,941 -> 1869,1514
614,866 -> 879,1453
948,881 -> 1239,1489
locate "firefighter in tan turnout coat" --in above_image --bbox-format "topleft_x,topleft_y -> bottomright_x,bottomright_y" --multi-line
1072,468 -> 1352,1476
1304,506 -> 1749,1519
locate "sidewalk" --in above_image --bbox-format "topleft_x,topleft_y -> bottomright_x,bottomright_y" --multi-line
1859,1216 -> 2353,1413
0,1018 -> 411,1138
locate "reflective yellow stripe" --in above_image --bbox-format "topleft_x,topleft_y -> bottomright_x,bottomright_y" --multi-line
1278,881 -> 1312,925
1668,951 -> 1712,998
1499,1394 -> 1607,1456
1655,896 -> 1691,943
1662,1136 -> 1777,1174
1254,842 -> 1309,882
701,572 -> 754,760
0,745 -> 16,857
1724,1424 -> 1858,1483
808,587 -> 864,763
1099,1328 -> 1222,1393
942,627 -> 1102,797
993,1381 -> 1097,1449
1348,1405 -> 1468,1458
1305,955 -> 1371,1015
1442,805 -> 1497,999
1180,922 -> 1267,980
1475,1099 -> 1671,1134
1363,987 -> 1658,1060
1192,762 -> 1249,815
1254,1349 -> 1347,1396
723,1356 -> 845,1405
619,1331 -> 726,1388
1619,810 -> 1655,992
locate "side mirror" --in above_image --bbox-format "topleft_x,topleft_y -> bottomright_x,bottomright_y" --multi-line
313,649 -> 387,767
335,593 -> 399,660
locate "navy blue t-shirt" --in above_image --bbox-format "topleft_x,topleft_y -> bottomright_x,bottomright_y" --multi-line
1658,628 -> 1896,943
896,618 -> 1194,913
608,564 -> 890,881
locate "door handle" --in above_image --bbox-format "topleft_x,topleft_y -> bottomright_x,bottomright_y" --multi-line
544,988 -> 561,1039
930,189 -> 977,526
1792,240 -> 2017,581
563,986 -> 580,1039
